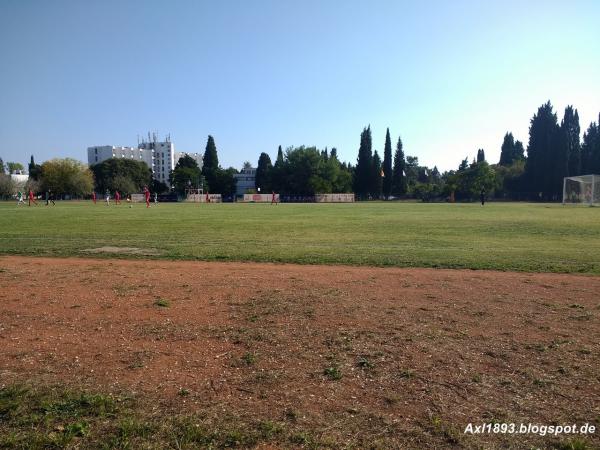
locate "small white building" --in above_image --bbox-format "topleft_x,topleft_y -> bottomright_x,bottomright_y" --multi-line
233,166 -> 256,196
10,171 -> 29,186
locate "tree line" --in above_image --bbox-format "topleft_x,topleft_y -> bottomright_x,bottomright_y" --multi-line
2,101 -> 599,201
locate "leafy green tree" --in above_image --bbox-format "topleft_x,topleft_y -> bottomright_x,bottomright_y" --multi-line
6,162 -> 24,174
255,152 -> 273,192
391,137 -> 407,195
40,158 -> 94,197
353,126 -> 373,199
28,155 -> 42,180
169,155 -> 202,195
382,128 -> 393,199
405,156 -> 420,187
202,135 -> 219,191
494,160 -> 526,199
91,158 -> 152,194
151,179 -> 170,194
111,175 -> 137,195
212,167 -> 238,197
0,173 -> 16,198
0,157 -> 5,174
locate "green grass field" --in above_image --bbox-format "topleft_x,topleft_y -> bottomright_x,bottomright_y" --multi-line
1,201 -> 599,273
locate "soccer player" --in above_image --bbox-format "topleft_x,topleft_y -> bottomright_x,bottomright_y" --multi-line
16,190 -> 25,206
45,189 -> 56,206
480,188 -> 486,206
143,186 -> 151,208
115,190 -> 121,205
28,189 -> 38,206
92,191 -> 97,204
205,192 -> 210,203
105,189 -> 110,206
271,191 -> 278,205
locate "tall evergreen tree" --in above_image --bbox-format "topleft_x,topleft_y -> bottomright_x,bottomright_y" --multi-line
524,101 -> 561,199
202,135 -> 219,192
353,126 -> 373,199
514,140 -> 525,161
499,133 -> 515,165
476,149 -> 486,163
581,119 -> 600,174
371,150 -> 383,198
271,145 -> 285,193
499,133 -> 525,166
391,137 -> 407,195
0,157 -> 4,174
382,128 -> 393,199
330,147 -> 338,160
561,106 -> 581,176
255,152 -> 273,192
28,155 -> 42,180
275,145 -> 284,166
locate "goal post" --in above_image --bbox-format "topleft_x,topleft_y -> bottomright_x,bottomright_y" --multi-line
563,174 -> 600,206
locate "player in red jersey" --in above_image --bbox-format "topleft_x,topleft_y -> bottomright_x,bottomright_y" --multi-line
28,189 -> 38,206
271,191 -> 278,205
144,186 -> 151,208
115,190 -> 121,205
92,191 -> 97,204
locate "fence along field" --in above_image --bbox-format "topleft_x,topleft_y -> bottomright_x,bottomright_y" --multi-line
0,201 -> 599,273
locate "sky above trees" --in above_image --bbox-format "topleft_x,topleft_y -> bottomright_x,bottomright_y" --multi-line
0,0 -> 598,171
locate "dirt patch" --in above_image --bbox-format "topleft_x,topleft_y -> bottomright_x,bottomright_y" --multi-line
0,256 -> 599,448
81,246 -> 161,256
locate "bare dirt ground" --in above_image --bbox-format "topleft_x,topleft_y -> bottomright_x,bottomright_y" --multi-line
1,256 -> 599,449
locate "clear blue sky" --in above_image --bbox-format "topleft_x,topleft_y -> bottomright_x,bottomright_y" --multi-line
1,0 -> 599,172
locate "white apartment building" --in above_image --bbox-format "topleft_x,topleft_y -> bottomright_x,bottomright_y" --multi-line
87,134 -> 203,187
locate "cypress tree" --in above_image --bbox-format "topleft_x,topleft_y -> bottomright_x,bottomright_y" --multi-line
275,145 -> 284,166
255,152 -> 273,191
514,140 -> 525,161
353,126 -> 373,199
330,147 -> 338,160
499,133 -> 515,166
561,106 -> 581,176
500,133 -> 525,166
28,155 -> 42,180
371,150 -> 383,199
581,119 -> 600,174
524,101 -> 561,199
391,136 -> 407,195
271,145 -> 285,193
0,157 -> 4,174
202,135 -> 220,192
477,149 -> 486,163
382,128 -> 393,199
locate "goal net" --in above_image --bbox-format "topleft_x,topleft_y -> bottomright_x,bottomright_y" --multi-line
563,174 -> 600,206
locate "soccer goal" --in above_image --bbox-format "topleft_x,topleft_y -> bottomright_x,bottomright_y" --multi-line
563,174 -> 600,206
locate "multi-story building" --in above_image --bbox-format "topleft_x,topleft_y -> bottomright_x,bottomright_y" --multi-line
87,134 -> 203,187
233,166 -> 256,196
